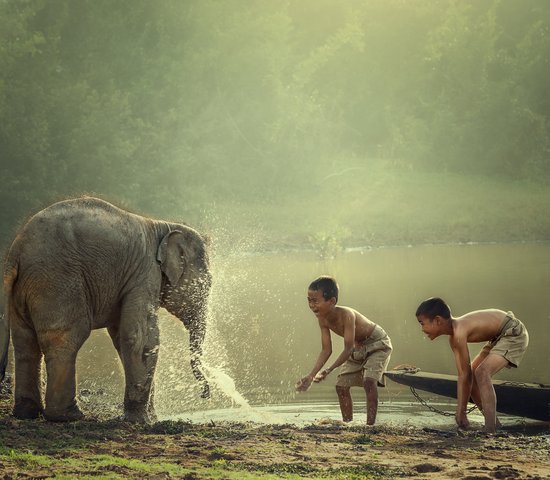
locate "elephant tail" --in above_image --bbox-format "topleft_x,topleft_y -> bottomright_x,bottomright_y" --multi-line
1,257 -> 18,384
0,309 -> 8,384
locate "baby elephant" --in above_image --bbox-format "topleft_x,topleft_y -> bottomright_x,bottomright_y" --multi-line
0,197 -> 212,423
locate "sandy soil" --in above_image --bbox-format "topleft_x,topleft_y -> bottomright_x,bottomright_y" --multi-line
0,383 -> 548,479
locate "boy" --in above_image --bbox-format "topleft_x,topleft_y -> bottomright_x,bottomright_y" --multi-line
415,297 -> 529,433
296,276 -> 392,425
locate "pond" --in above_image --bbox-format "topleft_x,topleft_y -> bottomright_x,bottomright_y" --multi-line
77,243 -> 550,426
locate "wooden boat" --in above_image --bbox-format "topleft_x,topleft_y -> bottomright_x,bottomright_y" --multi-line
385,369 -> 550,422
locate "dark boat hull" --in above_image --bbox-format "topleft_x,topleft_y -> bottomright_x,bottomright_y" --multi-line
385,370 -> 550,422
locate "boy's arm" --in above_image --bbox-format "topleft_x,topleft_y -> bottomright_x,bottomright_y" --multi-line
314,312 -> 355,381
296,323 -> 332,391
450,334 -> 473,427
308,324 -> 333,377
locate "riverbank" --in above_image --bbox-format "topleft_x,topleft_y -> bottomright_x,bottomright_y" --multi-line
2,167 -> 549,258
1,392 -> 548,479
197,168 -> 550,256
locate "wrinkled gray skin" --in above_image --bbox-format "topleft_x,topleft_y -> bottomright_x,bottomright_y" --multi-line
0,197 -> 211,423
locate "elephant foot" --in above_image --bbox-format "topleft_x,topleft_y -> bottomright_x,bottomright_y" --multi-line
13,397 -> 43,420
44,403 -> 85,422
123,410 -> 157,425
123,405 -> 157,425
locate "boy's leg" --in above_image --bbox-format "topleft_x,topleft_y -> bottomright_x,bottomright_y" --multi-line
336,386 -> 353,421
336,354 -> 364,422
471,348 -> 502,428
470,347 -> 491,410
474,353 -> 509,433
363,377 -> 378,425
361,335 -> 392,426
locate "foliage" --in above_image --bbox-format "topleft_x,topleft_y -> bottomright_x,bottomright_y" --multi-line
0,0 -> 549,248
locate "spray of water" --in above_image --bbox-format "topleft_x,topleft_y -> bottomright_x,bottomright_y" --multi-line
200,364 -> 251,409
155,215 -> 284,421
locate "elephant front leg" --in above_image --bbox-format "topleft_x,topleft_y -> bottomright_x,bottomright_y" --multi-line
119,309 -> 159,424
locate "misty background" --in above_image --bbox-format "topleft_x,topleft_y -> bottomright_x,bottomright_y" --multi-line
1,1 -> 550,419
1,0 -> 549,253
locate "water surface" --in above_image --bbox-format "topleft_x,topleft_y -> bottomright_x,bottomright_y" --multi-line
77,243 -> 550,425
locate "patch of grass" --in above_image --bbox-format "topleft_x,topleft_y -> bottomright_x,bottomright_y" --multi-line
241,460 -> 408,479
88,454 -> 190,475
0,447 -> 57,468
0,449 -> 309,480
351,434 -> 385,446
327,463 -> 410,479
242,461 -> 318,476
0,441 -> 404,480
191,426 -> 252,441
147,418 -> 192,434
207,446 -> 236,461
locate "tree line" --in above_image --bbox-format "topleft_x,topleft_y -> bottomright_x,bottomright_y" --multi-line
1,0 -> 549,245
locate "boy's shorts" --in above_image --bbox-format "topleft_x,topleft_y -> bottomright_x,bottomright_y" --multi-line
481,311 -> 529,368
336,324 -> 392,388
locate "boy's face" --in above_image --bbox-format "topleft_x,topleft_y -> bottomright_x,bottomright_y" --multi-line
307,289 -> 336,317
417,314 -> 443,340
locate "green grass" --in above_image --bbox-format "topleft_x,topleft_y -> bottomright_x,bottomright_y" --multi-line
0,447 -> 57,468
0,449 -> 313,479
0,446 -> 401,480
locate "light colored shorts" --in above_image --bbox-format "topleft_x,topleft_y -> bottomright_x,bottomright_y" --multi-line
336,324 -> 393,388
481,311 -> 529,368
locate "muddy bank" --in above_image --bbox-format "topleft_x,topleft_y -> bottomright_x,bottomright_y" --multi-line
0,389 -> 548,480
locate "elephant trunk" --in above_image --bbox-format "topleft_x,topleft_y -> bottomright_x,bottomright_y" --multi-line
174,272 -> 211,399
189,315 -> 210,398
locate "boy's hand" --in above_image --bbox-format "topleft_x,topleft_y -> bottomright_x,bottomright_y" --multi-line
455,411 -> 470,429
313,368 -> 331,383
295,375 -> 313,392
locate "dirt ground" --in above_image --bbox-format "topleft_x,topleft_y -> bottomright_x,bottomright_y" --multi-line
0,383 -> 548,479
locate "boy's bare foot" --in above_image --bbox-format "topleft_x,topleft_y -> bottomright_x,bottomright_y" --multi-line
456,422 -> 474,433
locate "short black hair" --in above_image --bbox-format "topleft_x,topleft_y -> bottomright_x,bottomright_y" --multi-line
309,276 -> 339,302
415,297 -> 451,320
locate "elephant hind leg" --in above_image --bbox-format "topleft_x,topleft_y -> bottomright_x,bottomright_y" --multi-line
40,326 -> 89,422
10,309 -> 44,419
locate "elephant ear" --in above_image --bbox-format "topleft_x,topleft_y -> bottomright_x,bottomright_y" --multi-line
157,230 -> 187,285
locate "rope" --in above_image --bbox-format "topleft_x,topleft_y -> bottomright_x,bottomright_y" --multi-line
410,385 -> 477,417
392,364 -> 477,417
392,364 -> 420,373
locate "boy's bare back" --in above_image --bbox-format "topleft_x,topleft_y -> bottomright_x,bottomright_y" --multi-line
452,309 -> 508,343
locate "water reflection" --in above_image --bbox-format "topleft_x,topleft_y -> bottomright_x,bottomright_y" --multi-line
77,243 -> 550,421
177,401 -> 539,430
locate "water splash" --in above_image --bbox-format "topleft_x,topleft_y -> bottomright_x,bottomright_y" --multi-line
200,364 -> 251,409
155,216 -> 301,419
198,363 -> 279,423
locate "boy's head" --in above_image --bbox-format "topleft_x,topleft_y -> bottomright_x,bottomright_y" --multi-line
308,276 -> 339,302
307,276 -> 338,316
415,297 -> 451,340
415,297 -> 451,320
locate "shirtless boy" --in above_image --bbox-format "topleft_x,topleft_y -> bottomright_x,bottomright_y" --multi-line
416,297 -> 529,433
296,276 -> 392,425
